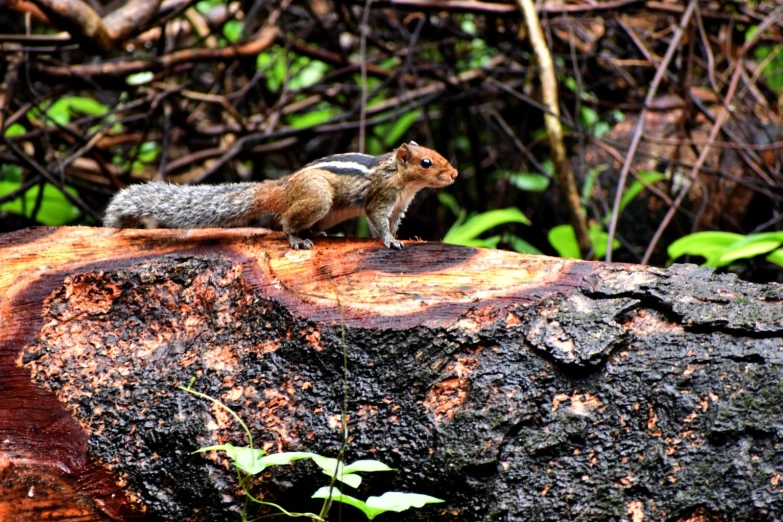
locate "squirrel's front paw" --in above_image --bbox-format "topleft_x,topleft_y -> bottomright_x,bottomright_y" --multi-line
287,234 -> 314,250
384,239 -> 404,249
292,239 -> 314,250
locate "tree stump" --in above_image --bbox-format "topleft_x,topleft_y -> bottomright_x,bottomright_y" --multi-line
1,226 -> 781,522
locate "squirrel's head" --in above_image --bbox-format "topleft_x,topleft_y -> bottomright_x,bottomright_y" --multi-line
395,141 -> 458,188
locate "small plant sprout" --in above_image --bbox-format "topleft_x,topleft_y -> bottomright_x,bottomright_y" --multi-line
179,382 -> 445,520
311,489 -> 444,520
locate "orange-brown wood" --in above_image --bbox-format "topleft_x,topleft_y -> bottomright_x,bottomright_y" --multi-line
0,226 -> 596,520
0,227 -> 594,329
3,227 -> 779,522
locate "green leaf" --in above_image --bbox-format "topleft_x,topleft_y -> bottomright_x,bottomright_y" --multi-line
259,451 -> 317,467
363,77 -> 386,105
443,208 -> 531,245
223,20 -> 243,43
466,38 -> 493,67
0,181 -> 80,225
531,126 -> 547,141
667,231 -> 745,264
4,123 -> 25,137
766,248 -> 783,267
618,171 -> 666,214
38,96 -> 108,126
589,223 -> 619,260
114,142 -> 161,174
383,110 -> 421,148
454,136 -> 470,151
310,457 -> 393,489
290,60 -> 330,90
753,43 -> 783,92
366,136 -> 384,156
126,71 -> 154,86
581,165 -> 606,203
0,164 -> 23,181
256,50 -> 273,70
504,233 -> 543,255
257,48 -> 331,92
548,224 -> 580,259
256,46 -> 286,91
195,0 -> 221,13
715,232 -> 783,267
288,104 -> 339,129
45,102 -> 70,126
461,19 -> 477,35
437,192 -> 461,217
355,215 -> 370,237
745,24 -> 761,42
461,235 -> 502,249
311,488 -> 443,520
310,454 -> 343,473
502,171 -> 550,192
310,456 -> 359,488
65,96 -> 108,117
312,488 -> 370,517
137,141 -> 160,163
195,444 -> 268,475
579,106 -> 599,128
365,491 -> 444,515
378,57 -> 400,70
548,224 -> 617,259
540,159 -> 555,177
593,121 -> 610,138
562,76 -> 577,93
195,445 -> 319,475
343,460 -> 394,474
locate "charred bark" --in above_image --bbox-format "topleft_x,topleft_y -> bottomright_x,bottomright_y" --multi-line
1,227 -> 781,522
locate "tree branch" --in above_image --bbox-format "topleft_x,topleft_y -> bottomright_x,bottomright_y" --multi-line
517,0 -> 591,257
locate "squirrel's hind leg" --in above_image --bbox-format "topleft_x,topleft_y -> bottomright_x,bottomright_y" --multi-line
279,178 -> 333,250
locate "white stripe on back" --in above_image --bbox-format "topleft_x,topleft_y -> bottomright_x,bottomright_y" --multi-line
301,161 -> 371,173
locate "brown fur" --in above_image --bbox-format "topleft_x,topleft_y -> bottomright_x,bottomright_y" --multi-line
253,142 -> 457,249
104,142 -> 457,250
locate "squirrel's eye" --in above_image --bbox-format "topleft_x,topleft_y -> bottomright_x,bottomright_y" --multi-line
421,158 -> 432,168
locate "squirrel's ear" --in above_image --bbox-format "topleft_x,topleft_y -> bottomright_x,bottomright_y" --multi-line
396,143 -> 411,164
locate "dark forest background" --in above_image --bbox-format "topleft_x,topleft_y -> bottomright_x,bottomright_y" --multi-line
1,0 -> 782,281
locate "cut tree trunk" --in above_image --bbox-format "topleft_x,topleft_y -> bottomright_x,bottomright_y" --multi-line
1,226 -> 781,522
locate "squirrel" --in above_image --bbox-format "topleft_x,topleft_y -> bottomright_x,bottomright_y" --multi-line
103,141 -> 458,250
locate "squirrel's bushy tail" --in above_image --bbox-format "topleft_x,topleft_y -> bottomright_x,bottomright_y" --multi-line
103,181 -> 283,229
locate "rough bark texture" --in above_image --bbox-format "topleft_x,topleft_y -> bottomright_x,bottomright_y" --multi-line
1,226 -> 782,522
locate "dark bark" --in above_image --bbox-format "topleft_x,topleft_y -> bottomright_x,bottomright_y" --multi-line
1,227 -> 781,521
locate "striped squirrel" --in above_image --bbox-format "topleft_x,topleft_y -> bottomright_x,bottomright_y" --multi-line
104,142 -> 458,250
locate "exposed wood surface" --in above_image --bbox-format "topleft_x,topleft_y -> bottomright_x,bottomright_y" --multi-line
1,227 -> 781,521
0,227 -> 590,325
